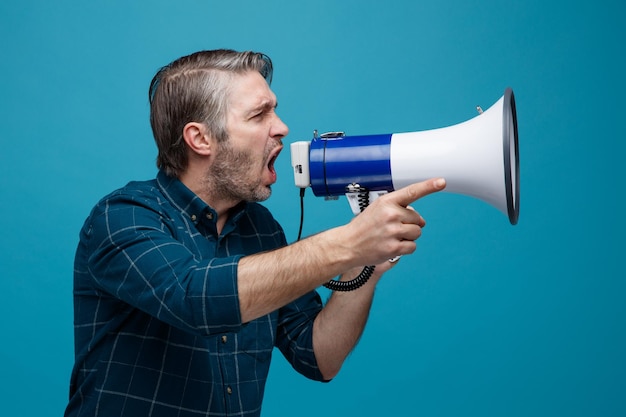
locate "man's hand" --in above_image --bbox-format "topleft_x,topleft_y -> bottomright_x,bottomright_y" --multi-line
341,178 -> 446,267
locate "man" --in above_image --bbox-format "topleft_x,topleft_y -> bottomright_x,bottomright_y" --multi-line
65,49 -> 445,416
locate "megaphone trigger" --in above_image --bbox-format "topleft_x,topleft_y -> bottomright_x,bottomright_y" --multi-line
345,189 -> 388,216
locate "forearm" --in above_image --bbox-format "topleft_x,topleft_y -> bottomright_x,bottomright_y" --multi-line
312,267 -> 383,380
237,225 -> 361,323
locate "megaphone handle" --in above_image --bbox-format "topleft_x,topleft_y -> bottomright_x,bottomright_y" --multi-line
323,185 -> 377,292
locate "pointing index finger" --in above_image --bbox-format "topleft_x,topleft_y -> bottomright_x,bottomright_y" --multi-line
387,178 -> 446,207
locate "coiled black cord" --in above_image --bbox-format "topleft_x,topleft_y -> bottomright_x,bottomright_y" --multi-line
323,264 -> 376,292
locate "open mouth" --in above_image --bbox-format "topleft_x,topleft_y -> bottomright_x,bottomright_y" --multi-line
267,146 -> 283,177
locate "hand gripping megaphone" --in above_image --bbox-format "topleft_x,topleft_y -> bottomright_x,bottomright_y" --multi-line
290,88 -> 520,225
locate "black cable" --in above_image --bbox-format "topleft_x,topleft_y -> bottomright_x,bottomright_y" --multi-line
323,265 -> 376,292
297,188 -> 305,241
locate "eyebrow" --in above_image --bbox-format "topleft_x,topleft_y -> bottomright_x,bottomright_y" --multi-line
249,99 -> 278,115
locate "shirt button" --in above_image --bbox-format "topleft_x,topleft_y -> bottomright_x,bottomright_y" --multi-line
221,335 -> 227,344
226,386 -> 232,395
191,214 -> 197,221
206,212 -> 214,220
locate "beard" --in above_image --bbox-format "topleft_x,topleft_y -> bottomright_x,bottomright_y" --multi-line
206,138 -> 275,204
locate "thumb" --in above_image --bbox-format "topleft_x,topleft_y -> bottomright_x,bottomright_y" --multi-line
386,178 -> 446,207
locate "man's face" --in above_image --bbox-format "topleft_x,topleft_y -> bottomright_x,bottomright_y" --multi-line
207,71 -> 289,204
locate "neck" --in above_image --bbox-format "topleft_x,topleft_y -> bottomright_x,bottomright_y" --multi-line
179,167 -> 241,235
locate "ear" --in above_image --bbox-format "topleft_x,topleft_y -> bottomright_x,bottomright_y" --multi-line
182,122 -> 213,156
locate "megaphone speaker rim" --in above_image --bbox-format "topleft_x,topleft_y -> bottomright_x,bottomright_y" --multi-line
503,87 -> 520,225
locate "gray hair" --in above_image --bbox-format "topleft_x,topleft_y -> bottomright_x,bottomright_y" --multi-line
148,49 -> 274,177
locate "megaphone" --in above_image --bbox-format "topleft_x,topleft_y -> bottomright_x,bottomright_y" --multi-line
290,88 -> 520,225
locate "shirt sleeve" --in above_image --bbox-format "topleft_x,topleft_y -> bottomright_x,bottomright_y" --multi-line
79,190 -> 243,336
275,290 -> 328,382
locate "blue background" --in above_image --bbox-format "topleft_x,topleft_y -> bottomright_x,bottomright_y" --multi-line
1,1 -> 624,415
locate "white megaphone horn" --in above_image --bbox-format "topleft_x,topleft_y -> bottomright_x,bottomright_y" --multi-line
290,88 -> 520,225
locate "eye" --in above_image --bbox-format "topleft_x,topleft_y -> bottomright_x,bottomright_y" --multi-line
249,109 -> 266,120
249,102 -> 276,121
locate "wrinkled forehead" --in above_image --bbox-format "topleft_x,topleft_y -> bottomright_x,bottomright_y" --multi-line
227,71 -> 277,113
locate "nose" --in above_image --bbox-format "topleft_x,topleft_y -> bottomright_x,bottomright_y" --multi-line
271,114 -> 289,141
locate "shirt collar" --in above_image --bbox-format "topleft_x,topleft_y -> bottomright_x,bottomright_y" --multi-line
156,169 -> 247,229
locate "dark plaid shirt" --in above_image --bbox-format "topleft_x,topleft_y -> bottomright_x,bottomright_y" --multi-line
66,170 -> 325,417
